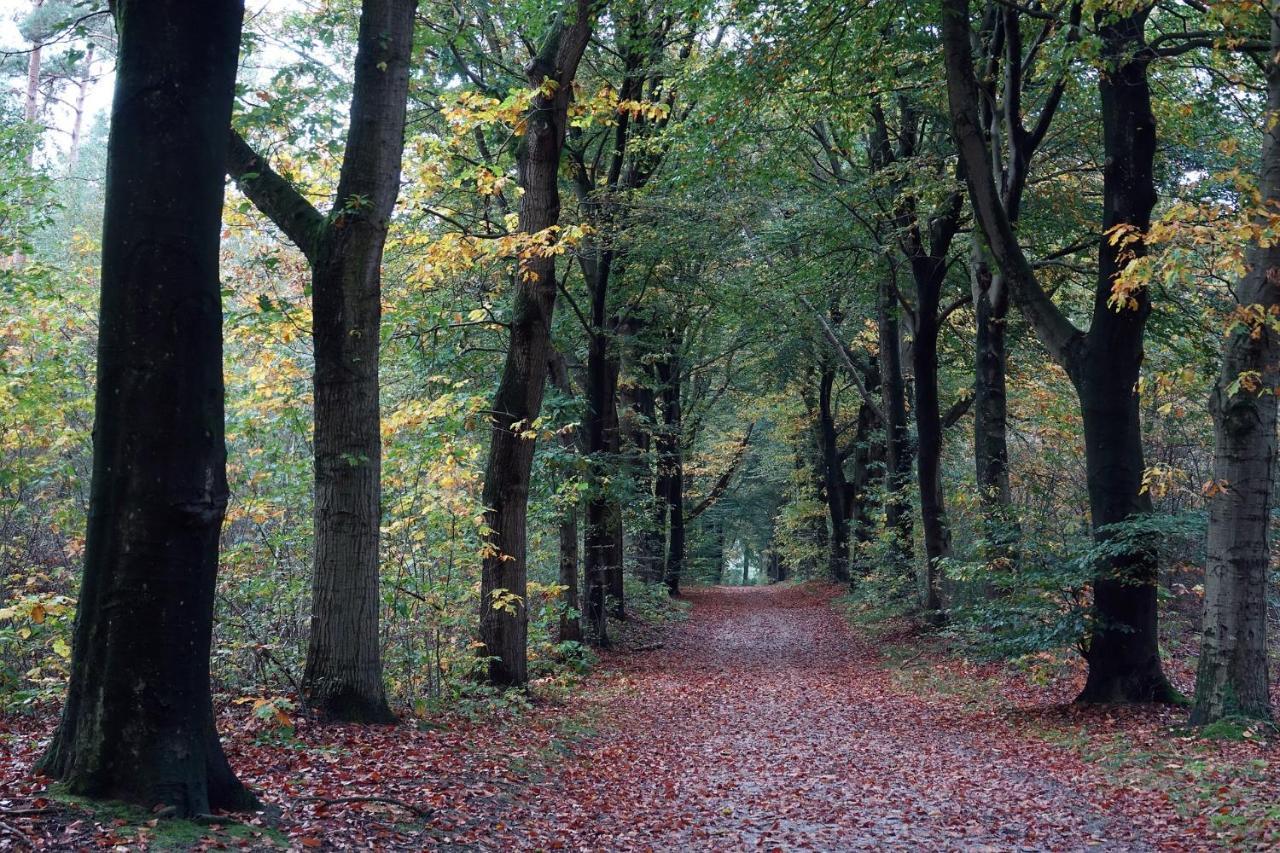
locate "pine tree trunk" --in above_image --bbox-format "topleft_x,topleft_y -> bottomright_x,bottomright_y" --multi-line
477,5 -> 593,685
37,0 -> 254,816
1192,9 -> 1280,724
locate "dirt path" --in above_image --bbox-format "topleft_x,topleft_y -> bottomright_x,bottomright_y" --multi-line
476,584 -> 1197,851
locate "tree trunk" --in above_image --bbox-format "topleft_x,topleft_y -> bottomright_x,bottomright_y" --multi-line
557,504 -> 583,644
1073,7 -> 1175,703
970,245 -> 1019,569
37,0 -> 254,816
878,276 -> 914,570
817,365 -> 851,582
657,342 -> 685,595
913,299 -> 951,616
1192,7 -> 1280,725
621,356 -> 663,584
848,397 -> 877,575
67,43 -> 95,174
303,0 -> 415,723
227,0 -> 415,720
477,5 -> 594,686
942,0 -> 1175,702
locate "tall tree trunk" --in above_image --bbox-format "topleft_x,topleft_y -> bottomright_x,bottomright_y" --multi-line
1192,7 -> 1280,725
583,319 -> 614,641
1074,6 -> 1174,703
477,4 -> 594,686
657,341 -> 685,595
227,0 -> 415,720
970,245 -> 1018,568
67,44 -> 95,174
913,294 -> 951,616
848,397 -> 877,574
878,276 -> 914,570
817,365 -> 851,582
621,353 -> 663,584
37,0 -> 254,816
549,353 -> 583,644
942,0 -> 1175,702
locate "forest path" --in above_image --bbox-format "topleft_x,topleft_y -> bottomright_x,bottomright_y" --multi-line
486,583 -> 1195,851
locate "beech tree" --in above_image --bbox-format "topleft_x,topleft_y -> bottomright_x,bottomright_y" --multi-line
36,0 -> 254,815
226,0 -> 417,722
1192,1 -> 1279,726
477,0 -> 595,686
943,0 -> 1178,702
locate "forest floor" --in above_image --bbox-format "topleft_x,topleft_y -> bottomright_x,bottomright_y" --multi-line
2,583 -> 1279,850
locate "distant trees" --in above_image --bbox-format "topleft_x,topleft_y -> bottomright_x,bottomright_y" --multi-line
36,0 -> 253,815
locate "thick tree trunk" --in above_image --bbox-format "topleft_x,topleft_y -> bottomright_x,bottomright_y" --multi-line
942,0 -> 1174,702
478,5 -> 593,685
1192,10 -> 1280,725
37,0 -> 254,816
1073,7 -> 1175,703
878,277 -> 914,570
817,365 -> 851,582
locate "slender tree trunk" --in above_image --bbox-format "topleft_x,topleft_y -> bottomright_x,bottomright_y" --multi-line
657,342 -> 685,594
549,353 -> 583,644
37,0 -> 254,816
477,5 -> 594,685
583,316 -> 616,641
557,504 -> 583,644
878,276 -> 914,570
817,365 -> 851,582
1192,8 -> 1280,725
970,244 -> 1019,568
848,397 -> 877,575
913,298 -> 951,616
621,355 -> 663,584
67,44 -> 94,173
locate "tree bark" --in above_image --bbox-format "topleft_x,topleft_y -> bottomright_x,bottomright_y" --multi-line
942,0 -> 1176,702
37,0 -> 254,816
817,364 -> 851,583
228,0 -> 415,721
548,352 -> 583,644
656,339 -> 685,595
912,301 -> 951,615
878,276 -> 914,572
970,245 -> 1019,567
477,2 -> 594,686
1192,6 -> 1280,725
